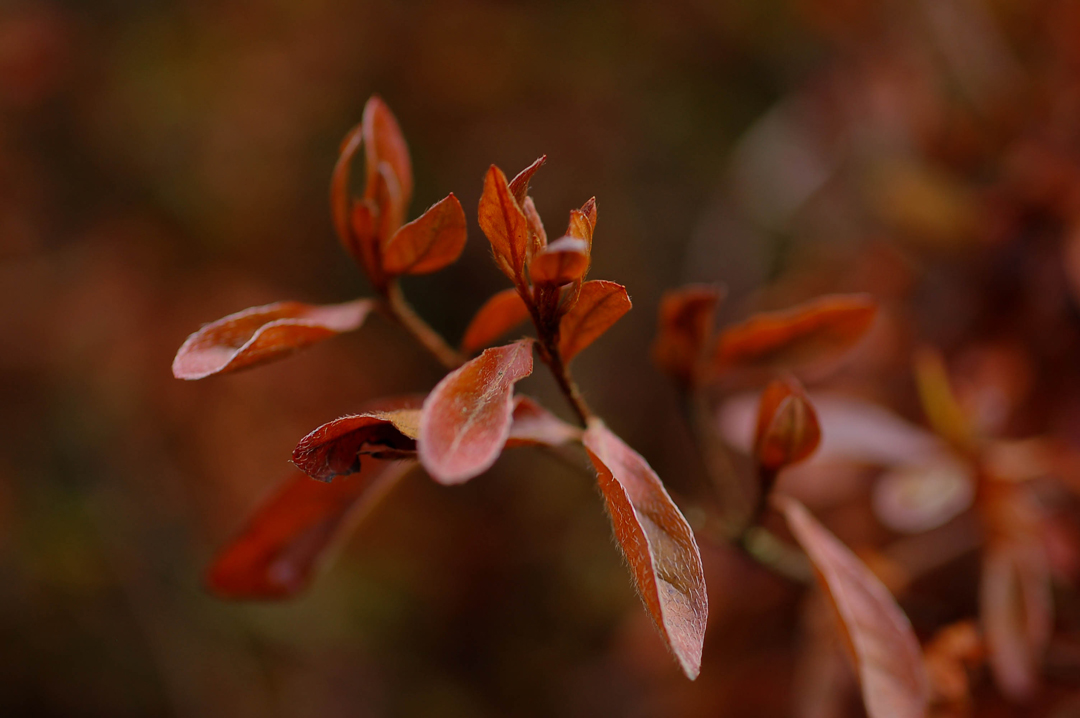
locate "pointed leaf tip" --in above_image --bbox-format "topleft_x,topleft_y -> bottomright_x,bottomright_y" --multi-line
173,299 -> 373,380
419,339 -> 535,484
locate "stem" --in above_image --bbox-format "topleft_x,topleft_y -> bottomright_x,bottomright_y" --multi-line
384,281 -> 465,370
542,337 -> 593,426
685,390 -> 752,535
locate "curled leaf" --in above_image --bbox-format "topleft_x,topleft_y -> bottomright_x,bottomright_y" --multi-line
381,193 -> 467,275
478,165 -> 530,283
292,397 -> 423,482
522,196 -> 548,251
583,420 -> 708,679
558,280 -> 632,362
206,461 -> 414,599
567,197 -> 597,244
754,377 -> 822,471
419,339 -> 534,484
714,294 -> 878,372
778,497 -> 931,718
529,236 -> 589,285
505,395 -> 582,448
508,155 -> 546,205
362,95 -> 412,207
652,284 -> 724,388
331,123 -> 365,267
460,288 -> 531,355
173,299 -> 373,380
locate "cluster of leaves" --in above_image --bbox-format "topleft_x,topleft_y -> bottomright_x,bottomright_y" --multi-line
174,96 -> 707,679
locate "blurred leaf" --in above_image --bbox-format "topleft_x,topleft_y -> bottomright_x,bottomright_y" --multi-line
923,620 -> 983,711
583,419 -> 708,680
754,377 -> 821,471
292,397 -> 424,482
914,348 -> 977,455
871,459 -> 974,534
419,339 -> 534,484
330,123 -> 366,269
173,299 -> 373,380
778,497 -> 931,718
652,284 -> 724,388
528,236 -> 589,286
714,294 -> 878,372
206,461 -> 414,600
479,165 -> 530,284
460,288 -> 531,355
382,193 -> 467,275
505,395 -> 582,448
362,95 -> 413,208
558,280 -> 632,362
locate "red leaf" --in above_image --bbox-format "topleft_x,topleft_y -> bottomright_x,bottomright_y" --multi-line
522,196 -> 548,251
505,395 -> 582,448
478,165 -> 531,284
460,288 -> 532,355
419,339 -> 535,484
652,284 -> 724,387
558,280 -> 632,362
778,497 -> 931,718
754,377 -> 821,471
371,160 -> 405,248
381,193 -> 467,275
583,420 -> 708,679
528,236 -> 590,285
206,461 -> 414,599
567,197 -> 597,244
362,95 -> 412,208
173,299 -> 373,380
714,294 -> 878,372
292,397 -> 423,482
507,155 -> 546,206
330,123 -> 366,268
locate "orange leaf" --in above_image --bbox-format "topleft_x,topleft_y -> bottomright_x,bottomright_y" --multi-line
330,123 -> 366,268
381,193 -> 467,275
754,377 -> 821,471
460,288 -> 532,355
507,155 -> 546,206
173,299 -> 373,380
362,95 -> 412,208
522,196 -> 548,250
292,397 -> 423,482
419,339 -> 534,484
206,460 -> 414,599
914,347 -> 977,454
371,160 -> 405,247
778,497 -> 931,718
478,165 -> 530,283
558,280 -> 631,362
583,420 -> 708,679
505,395 -> 582,448
652,284 -> 723,387
528,236 -> 590,285
714,294 -> 878,371
567,197 -> 597,244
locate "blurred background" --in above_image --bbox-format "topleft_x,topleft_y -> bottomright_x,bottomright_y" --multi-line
4,0 -> 1080,715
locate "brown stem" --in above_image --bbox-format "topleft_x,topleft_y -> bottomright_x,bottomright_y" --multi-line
384,281 -> 465,370
542,337 -> 593,426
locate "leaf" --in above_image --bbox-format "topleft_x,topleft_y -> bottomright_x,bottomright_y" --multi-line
652,284 -> 724,387
478,165 -> 531,283
381,193 -> 467,275
713,294 -> 878,372
567,197 -> 597,244
583,420 -> 708,679
914,347 -> 977,454
330,123 -> 366,268
419,339 -> 534,484
173,299 -> 373,380
871,458 -> 974,534
522,196 -> 548,251
778,497 -> 931,718
292,397 -> 423,482
558,280 -> 632,362
371,160 -> 405,247
754,377 -> 822,471
206,461 -> 414,599
362,95 -> 412,208
528,236 -> 590,285
924,620 -> 983,709
505,395 -> 582,448
507,155 -> 546,205
460,288 -> 532,355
